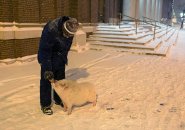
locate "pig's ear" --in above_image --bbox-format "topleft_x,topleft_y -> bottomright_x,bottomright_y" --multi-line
64,83 -> 69,88
62,82 -> 69,89
58,80 -> 69,88
60,82 -> 66,86
64,85 -> 69,90
60,81 -> 69,87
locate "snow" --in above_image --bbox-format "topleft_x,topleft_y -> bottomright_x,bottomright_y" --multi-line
1,30 -> 185,130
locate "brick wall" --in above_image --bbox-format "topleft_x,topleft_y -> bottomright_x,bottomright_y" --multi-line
0,0 -> 100,23
0,38 -> 40,59
14,0 -> 40,23
14,38 -> 40,57
77,0 -> 98,23
60,0 -> 70,17
40,0 -> 56,23
91,0 -> 98,23
0,0 -> 13,22
78,0 -> 90,23
0,40 -> 15,59
0,0 -> 100,59
69,0 -> 78,19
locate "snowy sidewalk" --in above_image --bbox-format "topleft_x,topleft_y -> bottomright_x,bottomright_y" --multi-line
1,30 -> 185,130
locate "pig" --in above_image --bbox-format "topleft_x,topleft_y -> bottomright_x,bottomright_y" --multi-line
51,79 -> 97,115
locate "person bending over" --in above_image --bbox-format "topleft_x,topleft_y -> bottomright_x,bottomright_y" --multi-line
37,16 -> 79,115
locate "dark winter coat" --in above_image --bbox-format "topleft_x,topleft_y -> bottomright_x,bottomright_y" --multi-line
38,16 -> 73,71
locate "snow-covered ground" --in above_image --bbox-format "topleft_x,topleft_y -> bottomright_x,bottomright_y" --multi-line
1,30 -> 185,130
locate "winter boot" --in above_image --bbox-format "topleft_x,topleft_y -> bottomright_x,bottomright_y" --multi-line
41,106 -> 53,115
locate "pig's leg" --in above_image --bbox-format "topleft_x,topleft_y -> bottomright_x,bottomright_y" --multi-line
92,100 -> 97,106
67,104 -> 72,115
90,95 -> 97,106
62,102 -> 67,112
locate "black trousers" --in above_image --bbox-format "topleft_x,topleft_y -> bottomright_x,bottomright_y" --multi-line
40,65 -> 65,108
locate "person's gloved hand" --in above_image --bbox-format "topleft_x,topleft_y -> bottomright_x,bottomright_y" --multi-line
44,71 -> 54,80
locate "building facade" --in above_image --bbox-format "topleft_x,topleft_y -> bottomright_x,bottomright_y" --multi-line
0,0 -> 173,59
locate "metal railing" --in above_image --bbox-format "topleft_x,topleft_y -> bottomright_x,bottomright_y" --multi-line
121,14 -> 140,35
119,14 -> 171,40
142,16 -> 159,39
142,16 -> 158,25
143,16 -> 172,38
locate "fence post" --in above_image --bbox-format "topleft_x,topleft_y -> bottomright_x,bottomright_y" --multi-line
153,21 -> 156,40
142,16 -> 144,25
119,13 -> 122,29
135,19 -> 137,35
166,23 -> 168,35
